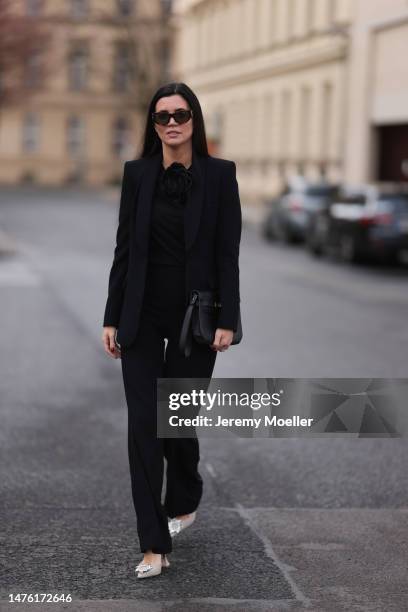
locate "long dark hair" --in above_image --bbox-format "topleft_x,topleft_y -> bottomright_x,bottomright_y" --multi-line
137,82 -> 209,159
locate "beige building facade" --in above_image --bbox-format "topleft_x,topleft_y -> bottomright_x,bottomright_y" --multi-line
173,0 -> 353,204
0,0 -> 168,186
344,0 -> 408,186
3,1 -> 407,193
173,0 -> 408,205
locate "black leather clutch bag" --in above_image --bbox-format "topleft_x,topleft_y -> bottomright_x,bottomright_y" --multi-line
179,289 -> 243,358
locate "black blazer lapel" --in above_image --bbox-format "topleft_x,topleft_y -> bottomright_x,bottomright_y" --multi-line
133,151 -> 162,254
184,147 -> 207,252
133,148 -> 207,254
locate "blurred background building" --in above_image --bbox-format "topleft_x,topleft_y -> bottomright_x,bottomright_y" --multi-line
345,0 -> 408,187
0,0 -> 173,186
173,0 -> 408,207
1,0 -> 408,201
173,0 -> 353,206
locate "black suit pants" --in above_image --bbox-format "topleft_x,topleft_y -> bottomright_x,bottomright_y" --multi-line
120,261 -> 217,554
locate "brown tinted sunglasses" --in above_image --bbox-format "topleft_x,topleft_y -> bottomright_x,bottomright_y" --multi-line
152,109 -> 193,126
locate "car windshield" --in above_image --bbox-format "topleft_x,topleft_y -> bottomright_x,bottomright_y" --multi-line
337,195 -> 367,204
378,195 -> 408,212
306,186 -> 338,197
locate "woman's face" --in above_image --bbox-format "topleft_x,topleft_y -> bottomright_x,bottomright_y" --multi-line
153,94 -> 193,148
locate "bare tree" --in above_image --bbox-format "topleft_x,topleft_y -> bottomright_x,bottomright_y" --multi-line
93,1 -> 171,114
0,0 -> 53,108
0,0 -> 172,112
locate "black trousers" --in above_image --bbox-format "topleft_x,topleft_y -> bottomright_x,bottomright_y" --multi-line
120,261 -> 217,554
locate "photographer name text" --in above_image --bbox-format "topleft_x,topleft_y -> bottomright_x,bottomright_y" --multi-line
168,415 -> 314,428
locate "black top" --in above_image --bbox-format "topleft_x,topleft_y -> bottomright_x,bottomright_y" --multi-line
148,161 -> 193,266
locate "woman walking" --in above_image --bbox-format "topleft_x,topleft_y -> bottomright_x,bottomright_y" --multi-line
102,82 -> 242,578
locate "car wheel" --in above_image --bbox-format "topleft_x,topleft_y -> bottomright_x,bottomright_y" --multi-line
278,224 -> 295,244
339,235 -> 361,264
306,233 -> 323,256
311,245 -> 323,257
261,223 -> 276,241
383,250 -> 400,266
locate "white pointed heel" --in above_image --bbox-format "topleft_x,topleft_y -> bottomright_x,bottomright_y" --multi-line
168,511 -> 196,538
135,554 -> 170,578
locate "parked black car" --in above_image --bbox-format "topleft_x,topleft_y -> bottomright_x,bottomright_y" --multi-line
306,186 -> 408,264
262,176 -> 340,243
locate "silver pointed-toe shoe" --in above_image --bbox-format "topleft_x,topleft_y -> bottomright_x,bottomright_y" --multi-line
135,554 -> 170,579
168,511 -> 196,538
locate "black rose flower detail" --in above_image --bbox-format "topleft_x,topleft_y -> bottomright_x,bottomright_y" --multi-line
160,162 -> 193,205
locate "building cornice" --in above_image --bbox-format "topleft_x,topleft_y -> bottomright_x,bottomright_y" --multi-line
182,36 -> 348,91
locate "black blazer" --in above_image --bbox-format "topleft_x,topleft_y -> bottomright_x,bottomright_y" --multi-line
103,147 -> 242,349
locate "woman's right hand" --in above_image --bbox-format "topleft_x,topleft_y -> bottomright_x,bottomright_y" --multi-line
102,326 -> 121,359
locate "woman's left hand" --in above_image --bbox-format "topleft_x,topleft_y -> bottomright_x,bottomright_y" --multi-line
211,328 -> 234,352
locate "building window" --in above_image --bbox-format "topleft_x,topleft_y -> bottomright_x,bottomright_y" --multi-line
160,38 -> 171,81
117,0 -> 133,16
162,0 -> 172,16
280,89 -> 292,159
112,42 -> 132,91
67,115 -> 85,158
328,0 -> 336,26
212,108 -> 224,145
25,0 -> 43,16
70,0 -> 89,19
299,86 -> 311,159
269,0 -> 277,44
287,0 -> 294,40
22,113 -> 40,152
321,81 -> 333,161
306,0 -> 316,34
68,42 -> 89,90
24,50 -> 43,89
112,117 -> 131,158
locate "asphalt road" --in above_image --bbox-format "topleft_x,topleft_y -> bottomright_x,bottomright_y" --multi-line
0,186 -> 407,611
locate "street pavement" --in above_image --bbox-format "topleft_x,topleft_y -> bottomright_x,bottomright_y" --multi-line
0,186 -> 407,611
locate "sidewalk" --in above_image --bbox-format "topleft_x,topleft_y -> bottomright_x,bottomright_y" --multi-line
241,202 -> 266,231
0,227 -> 18,255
